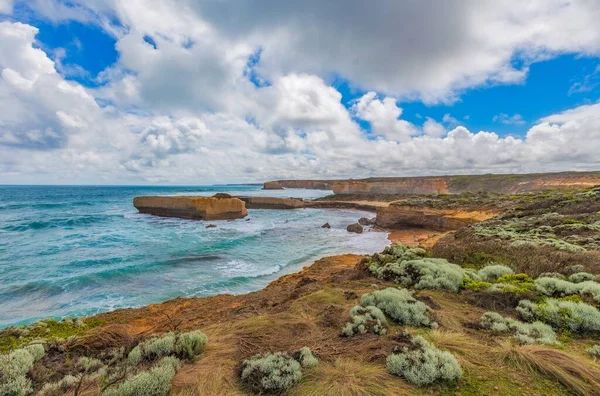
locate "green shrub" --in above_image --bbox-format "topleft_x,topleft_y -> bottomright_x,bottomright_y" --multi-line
372,258 -> 467,292
587,345 -> 600,360
341,305 -> 388,336
568,272 -> 595,283
0,344 -> 45,396
127,330 -> 208,366
478,265 -> 514,282
517,299 -> 600,334
538,272 -> 566,280
360,288 -> 437,328
386,335 -> 462,386
479,312 -> 557,344
535,277 -> 600,302
103,356 -> 180,396
174,330 -> 207,361
294,347 -> 318,369
461,278 -> 492,292
491,274 -> 535,295
240,352 -> 303,393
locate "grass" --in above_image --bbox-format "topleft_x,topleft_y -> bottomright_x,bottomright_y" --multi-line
497,341 -> 600,395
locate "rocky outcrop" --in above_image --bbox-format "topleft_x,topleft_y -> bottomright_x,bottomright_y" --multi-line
347,223 -> 364,233
263,180 -> 339,190
333,177 -> 448,195
375,203 -> 497,231
321,223 -> 331,228
238,196 -> 306,209
133,195 -> 248,220
358,217 -> 375,226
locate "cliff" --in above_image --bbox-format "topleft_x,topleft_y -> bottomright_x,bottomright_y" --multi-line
268,171 -> 600,195
133,195 -> 248,220
263,180 -> 340,190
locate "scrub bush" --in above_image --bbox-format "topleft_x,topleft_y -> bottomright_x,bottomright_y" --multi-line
489,274 -> 535,295
517,299 -> 600,334
372,258 -> 467,292
535,277 -> 600,301
240,352 -> 303,393
478,264 -> 514,282
294,347 -> 319,369
568,272 -> 595,283
386,335 -> 462,386
479,312 -> 557,344
0,344 -> 45,396
587,345 -> 600,360
341,305 -> 388,336
360,288 -> 437,328
103,356 -> 181,396
127,330 -> 207,366
174,330 -> 207,362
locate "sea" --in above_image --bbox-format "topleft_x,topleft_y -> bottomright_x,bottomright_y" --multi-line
0,185 -> 389,328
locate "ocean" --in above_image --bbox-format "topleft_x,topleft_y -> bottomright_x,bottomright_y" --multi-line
0,185 -> 389,328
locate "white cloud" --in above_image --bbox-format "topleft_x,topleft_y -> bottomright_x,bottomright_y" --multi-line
352,92 -> 418,142
423,118 -> 447,138
493,113 -> 526,125
0,0 -> 12,14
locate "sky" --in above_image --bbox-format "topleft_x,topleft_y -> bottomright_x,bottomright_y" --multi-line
1,1 -> 600,184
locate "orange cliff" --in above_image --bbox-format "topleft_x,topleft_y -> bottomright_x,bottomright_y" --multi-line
133,195 -> 248,220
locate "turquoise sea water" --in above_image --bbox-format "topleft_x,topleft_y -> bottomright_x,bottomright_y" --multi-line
0,185 -> 389,328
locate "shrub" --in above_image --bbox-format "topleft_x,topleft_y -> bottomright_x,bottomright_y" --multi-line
386,335 -> 462,386
491,274 -> 535,295
0,344 -> 45,396
372,258 -> 467,292
478,264 -> 514,282
587,345 -> 600,360
360,288 -> 437,328
517,299 -> 600,334
294,347 -> 319,369
174,330 -> 207,361
568,272 -> 595,283
341,305 -> 388,337
535,277 -> 600,301
103,356 -> 181,396
479,312 -> 557,344
461,278 -> 492,292
127,330 -> 207,366
538,272 -> 566,280
240,352 -> 302,393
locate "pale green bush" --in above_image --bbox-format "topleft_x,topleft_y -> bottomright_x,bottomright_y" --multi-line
341,305 -> 388,336
517,298 -> 600,334
0,344 -> 45,396
295,347 -> 318,369
386,335 -> 462,386
587,345 -> 600,360
372,258 -> 467,292
535,277 -> 600,301
479,312 -> 557,344
127,330 -> 208,365
478,265 -> 514,282
360,288 -> 437,328
538,272 -> 566,280
568,272 -> 595,283
103,356 -> 180,396
174,330 -> 207,361
240,352 -> 303,393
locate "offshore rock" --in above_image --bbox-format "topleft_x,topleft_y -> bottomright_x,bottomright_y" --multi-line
133,196 -> 248,220
347,223 -> 364,234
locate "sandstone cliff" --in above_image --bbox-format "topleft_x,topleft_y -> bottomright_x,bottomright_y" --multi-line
263,180 -> 339,190
238,196 -> 306,209
133,195 -> 248,220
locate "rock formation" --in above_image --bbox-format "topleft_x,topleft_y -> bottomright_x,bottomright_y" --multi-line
133,195 -> 248,220
346,223 -> 364,233
358,217 -> 375,226
238,196 -> 306,209
263,180 -> 339,190
321,223 -> 331,228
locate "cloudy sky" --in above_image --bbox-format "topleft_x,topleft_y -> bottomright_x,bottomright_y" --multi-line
1,0 -> 600,184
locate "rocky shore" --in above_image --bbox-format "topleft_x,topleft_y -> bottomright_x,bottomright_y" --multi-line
133,194 -> 248,220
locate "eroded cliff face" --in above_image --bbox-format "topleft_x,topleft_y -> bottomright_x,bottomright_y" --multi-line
272,171 -> 600,195
238,196 -> 306,209
333,178 -> 449,195
133,196 -> 248,220
263,180 -> 337,190
375,203 -> 497,231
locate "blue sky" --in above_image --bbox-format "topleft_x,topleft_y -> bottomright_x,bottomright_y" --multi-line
1,0 -> 600,184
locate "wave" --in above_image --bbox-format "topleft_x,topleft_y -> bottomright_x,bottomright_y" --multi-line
2,214 -> 118,232
0,201 -> 94,211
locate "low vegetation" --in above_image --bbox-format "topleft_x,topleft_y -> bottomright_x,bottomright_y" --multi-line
479,312 -> 557,344
359,288 -> 438,328
341,305 -> 388,336
517,298 -> 600,334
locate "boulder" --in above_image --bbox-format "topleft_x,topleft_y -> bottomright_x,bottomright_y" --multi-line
133,196 -> 248,220
206,224 -> 217,228
358,217 -> 375,226
213,193 -> 232,199
346,223 -> 364,234
321,223 -> 331,228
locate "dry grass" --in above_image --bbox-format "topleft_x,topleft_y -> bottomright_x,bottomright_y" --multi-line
290,358 -> 412,396
496,341 -> 600,395
425,329 -> 488,366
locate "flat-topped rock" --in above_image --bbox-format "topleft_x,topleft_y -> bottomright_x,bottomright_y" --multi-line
133,195 -> 248,220
238,196 -> 306,209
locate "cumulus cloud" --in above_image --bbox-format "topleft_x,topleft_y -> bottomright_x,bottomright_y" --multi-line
1,1 -> 600,184
493,113 -> 526,125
